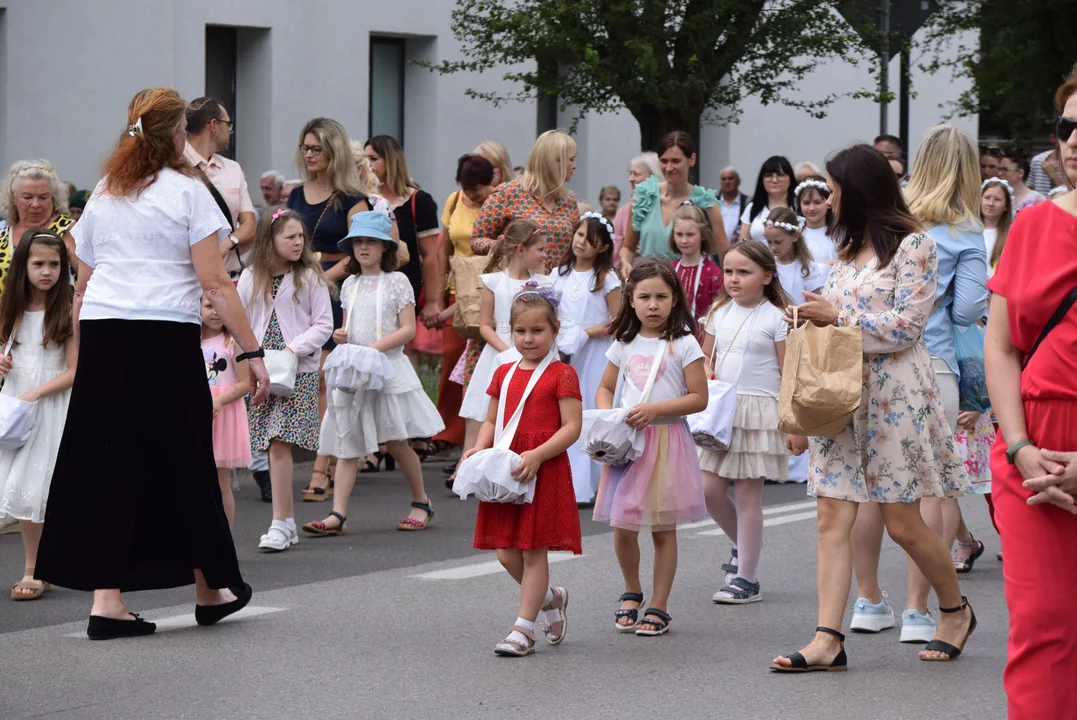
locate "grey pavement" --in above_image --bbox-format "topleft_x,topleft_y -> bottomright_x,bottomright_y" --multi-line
2,461 -> 1006,719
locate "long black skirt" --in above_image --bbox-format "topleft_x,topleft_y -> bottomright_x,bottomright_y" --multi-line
35,319 -> 243,592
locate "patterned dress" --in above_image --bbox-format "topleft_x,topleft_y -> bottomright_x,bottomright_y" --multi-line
464,179 -> 580,384
246,276 -> 321,452
808,233 -> 969,503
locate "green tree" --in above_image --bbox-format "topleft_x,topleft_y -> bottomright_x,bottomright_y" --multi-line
917,0 -> 1077,140
427,0 -> 876,149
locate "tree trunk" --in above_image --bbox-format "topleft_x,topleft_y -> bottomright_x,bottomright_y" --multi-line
635,105 -> 704,182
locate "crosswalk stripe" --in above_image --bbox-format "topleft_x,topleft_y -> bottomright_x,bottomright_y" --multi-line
412,552 -> 583,580
61,606 -> 287,638
696,510 -> 817,537
679,499 -> 816,530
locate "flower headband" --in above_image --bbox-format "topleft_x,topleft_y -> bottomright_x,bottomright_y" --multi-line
514,282 -> 562,310
982,177 -> 1014,201
765,217 -> 806,233
580,211 -> 615,239
794,178 -> 829,197
127,117 -> 143,137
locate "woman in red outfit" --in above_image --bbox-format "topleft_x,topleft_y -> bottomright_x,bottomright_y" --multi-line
463,286 -> 583,657
984,64 -> 1077,719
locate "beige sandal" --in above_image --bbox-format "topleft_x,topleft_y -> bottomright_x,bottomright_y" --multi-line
541,587 -> 569,645
11,569 -> 50,601
493,625 -> 536,657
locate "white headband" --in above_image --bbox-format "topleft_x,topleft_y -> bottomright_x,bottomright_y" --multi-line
580,211 -> 615,238
982,177 -> 1014,201
794,178 -> 829,197
765,217 -> 805,233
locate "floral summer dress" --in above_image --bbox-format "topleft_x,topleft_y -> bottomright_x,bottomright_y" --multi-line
807,233 -> 969,503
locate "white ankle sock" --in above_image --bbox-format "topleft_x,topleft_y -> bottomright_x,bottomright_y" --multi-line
270,519 -> 289,533
507,617 -> 535,645
542,587 -> 555,606
541,588 -> 560,628
285,517 -> 296,530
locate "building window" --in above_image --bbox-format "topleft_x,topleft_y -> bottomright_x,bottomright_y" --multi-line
205,25 -> 237,159
369,37 -> 405,145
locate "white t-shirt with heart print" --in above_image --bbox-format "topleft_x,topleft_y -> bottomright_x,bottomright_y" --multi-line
606,334 -> 705,422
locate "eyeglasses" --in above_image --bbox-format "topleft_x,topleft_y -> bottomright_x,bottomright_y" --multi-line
216,118 -> 234,129
1056,116 -> 1077,142
300,145 -> 324,156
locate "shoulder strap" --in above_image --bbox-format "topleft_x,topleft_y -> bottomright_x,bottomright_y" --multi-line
494,350 -> 557,449
638,339 -> 670,404
192,166 -> 235,232
2,317 -> 21,356
1023,286 -> 1077,369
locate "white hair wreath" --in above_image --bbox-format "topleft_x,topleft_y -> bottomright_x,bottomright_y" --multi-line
981,177 -> 1014,201
580,210 -> 615,238
794,178 -> 829,197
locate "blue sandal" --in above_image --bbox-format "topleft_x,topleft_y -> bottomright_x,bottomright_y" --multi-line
634,608 -> 672,636
614,592 -> 644,632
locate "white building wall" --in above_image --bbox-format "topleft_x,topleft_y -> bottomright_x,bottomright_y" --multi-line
0,1 -> 974,213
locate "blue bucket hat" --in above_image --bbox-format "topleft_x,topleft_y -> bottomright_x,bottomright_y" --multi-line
337,211 -> 397,254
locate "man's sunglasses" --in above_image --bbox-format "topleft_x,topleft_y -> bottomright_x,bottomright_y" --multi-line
1057,116 -> 1077,142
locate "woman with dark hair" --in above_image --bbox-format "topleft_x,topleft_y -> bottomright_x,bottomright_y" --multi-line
998,148 -> 1047,214
739,156 -> 796,243
984,65 -> 1077,717
770,144 -> 974,672
34,87 -> 270,639
618,131 -> 727,276
426,154 -> 496,454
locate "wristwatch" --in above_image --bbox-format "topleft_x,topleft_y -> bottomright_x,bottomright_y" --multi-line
228,234 -> 239,248
1006,439 -> 1034,465
236,348 -> 265,363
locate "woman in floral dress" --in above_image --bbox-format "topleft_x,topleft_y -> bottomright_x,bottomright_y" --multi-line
771,144 -> 974,673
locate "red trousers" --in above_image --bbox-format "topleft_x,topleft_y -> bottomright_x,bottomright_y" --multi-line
431,295 -> 466,446
992,400 -> 1077,720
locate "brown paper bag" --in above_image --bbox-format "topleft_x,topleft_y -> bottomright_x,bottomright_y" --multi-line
450,255 -> 488,339
778,306 -> 863,437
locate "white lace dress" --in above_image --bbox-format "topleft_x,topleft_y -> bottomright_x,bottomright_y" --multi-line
0,311 -> 71,522
318,272 -> 444,459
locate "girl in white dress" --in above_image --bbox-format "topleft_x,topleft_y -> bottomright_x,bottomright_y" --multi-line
459,219 -> 552,431
795,175 -> 837,265
0,231 -> 77,600
306,212 -> 444,535
552,212 -> 622,503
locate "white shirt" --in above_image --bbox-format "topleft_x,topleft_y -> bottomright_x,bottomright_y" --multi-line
74,169 -> 229,324
552,268 -> 621,325
983,228 -> 997,261
740,202 -> 769,242
705,301 -> 787,398
802,226 -> 837,264
606,334 -> 704,420
719,195 -> 743,245
776,260 -> 830,305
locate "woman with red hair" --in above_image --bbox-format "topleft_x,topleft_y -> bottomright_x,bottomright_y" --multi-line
34,87 -> 270,640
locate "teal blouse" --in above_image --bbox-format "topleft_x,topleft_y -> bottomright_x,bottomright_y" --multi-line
631,177 -> 718,260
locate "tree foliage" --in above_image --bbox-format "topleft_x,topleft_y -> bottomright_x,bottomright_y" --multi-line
426,0 -> 875,149
917,0 -> 1077,140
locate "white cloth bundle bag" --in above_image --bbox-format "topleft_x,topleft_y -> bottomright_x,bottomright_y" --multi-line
264,349 -> 298,397
582,339 -> 667,466
0,321 -> 37,450
688,303 -> 760,451
324,272 -> 395,442
452,349 -> 557,504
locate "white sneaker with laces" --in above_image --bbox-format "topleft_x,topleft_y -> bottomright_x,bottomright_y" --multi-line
258,524 -> 298,552
850,592 -> 896,632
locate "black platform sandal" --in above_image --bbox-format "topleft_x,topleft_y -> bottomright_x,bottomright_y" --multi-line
770,626 -> 849,672
920,596 -> 977,662
953,537 -> 984,573
614,592 -> 644,632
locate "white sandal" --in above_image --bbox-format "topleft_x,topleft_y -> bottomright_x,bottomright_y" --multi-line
258,525 -> 298,552
493,625 -> 536,657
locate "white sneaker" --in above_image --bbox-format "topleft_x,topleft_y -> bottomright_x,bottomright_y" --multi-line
230,470 -> 241,492
850,592 -> 895,632
258,524 -> 298,552
899,609 -> 936,643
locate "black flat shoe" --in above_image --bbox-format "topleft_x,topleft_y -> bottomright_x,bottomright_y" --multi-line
195,583 -> 253,627
253,471 -> 272,503
87,613 -> 157,640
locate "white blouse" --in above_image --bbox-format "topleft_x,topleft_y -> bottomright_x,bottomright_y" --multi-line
74,169 -> 228,325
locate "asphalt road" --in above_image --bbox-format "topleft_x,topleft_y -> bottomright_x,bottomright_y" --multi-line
2,460 -> 1007,719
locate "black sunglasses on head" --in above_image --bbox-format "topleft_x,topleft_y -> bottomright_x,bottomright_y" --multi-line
1057,116 -> 1077,142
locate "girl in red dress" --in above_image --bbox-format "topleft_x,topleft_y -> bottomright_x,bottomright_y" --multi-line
465,285 -> 583,657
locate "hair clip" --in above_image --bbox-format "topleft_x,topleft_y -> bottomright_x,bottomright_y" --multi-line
794,178 -> 829,197
127,117 -> 143,137
272,208 -> 287,221
580,211 -> 615,238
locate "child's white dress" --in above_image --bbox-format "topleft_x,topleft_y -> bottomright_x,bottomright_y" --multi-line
552,267 -> 621,503
318,272 -> 444,459
459,270 -> 552,422
0,311 -> 70,522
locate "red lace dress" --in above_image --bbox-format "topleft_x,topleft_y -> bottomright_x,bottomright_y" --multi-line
473,361 -> 583,554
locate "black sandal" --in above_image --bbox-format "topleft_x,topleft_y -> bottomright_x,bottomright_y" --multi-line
953,538 -> 985,573
770,626 -> 848,672
634,608 -> 672,636
361,450 -> 397,473
721,547 -> 738,575
920,596 -> 977,661
614,592 -> 644,632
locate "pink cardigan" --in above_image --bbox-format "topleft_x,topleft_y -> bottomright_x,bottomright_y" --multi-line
237,267 -> 333,374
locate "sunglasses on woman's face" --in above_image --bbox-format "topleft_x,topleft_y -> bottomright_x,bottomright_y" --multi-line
1057,116 -> 1077,142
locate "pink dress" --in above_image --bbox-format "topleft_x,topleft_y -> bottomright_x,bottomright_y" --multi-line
201,333 -> 252,468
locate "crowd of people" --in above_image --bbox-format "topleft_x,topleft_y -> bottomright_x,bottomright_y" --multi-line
0,67 -> 1076,715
